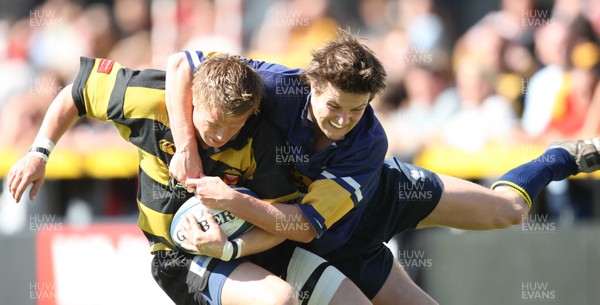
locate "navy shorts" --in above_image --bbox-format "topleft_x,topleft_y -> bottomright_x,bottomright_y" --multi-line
151,250 -> 245,305
323,158 -> 444,299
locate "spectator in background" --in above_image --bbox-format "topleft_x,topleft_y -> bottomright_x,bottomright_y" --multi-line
374,27 -> 411,83
108,0 -> 152,68
28,0 -> 89,81
75,3 -> 117,60
177,0 -> 242,55
382,63 -> 458,162
438,60 -> 520,153
357,0 -> 392,37
113,0 -> 150,37
0,70 -> 63,150
246,0 -> 338,68
372,0 -> 451,90
543,0 -> 600,140
545,42 -> 599,140
521,18 -> 572,140
396,0 -> 449,52
454,0 -> 538,115
0,19 -> 35,110
522,14 -> 597,142
553,0 -> 600,137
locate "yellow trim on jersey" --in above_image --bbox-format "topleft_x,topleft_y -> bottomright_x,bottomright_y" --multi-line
491,180 -> 532,209
84,60 -> 123,121
137,200 -> 175,248
139,149 -> 170,186
210,138 -> 256,179
303,179 -> 354,228
113,122 -> 132,143
123,87 -> 170,128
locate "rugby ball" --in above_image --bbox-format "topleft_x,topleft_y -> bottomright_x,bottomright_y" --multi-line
170,186 -> 256,255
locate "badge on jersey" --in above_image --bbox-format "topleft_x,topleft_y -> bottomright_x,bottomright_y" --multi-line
97,59 -> 115,74
223,173 -> 239,185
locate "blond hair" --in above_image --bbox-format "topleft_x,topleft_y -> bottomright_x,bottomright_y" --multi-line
192,54 -> 263,116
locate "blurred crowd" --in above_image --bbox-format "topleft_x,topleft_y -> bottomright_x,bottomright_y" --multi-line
1,0 -> 599,231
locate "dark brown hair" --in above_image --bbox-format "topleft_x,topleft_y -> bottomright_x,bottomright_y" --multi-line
301,29 -> 387,100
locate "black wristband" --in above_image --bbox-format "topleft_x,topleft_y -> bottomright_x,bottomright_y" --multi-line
29,146 -> 50,157
231,240 -> 239,260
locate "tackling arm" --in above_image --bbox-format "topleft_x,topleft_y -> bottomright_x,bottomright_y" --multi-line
186,177 -> 318,243
228,192 -> 317,243
233,226 -> 286,257
165,53 -> 204,183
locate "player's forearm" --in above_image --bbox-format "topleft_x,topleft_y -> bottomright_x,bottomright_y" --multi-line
235,227 -> 286,257
166,52 -> 196,151
227,194 -> 317,243
36,84 -> 80,145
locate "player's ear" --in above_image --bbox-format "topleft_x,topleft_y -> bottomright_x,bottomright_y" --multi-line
310,81 -> 324,95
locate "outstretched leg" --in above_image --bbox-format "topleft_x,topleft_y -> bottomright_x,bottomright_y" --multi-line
418,138 -> 600,230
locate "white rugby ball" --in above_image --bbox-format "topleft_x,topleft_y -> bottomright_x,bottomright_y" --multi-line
170,186 -> 256,255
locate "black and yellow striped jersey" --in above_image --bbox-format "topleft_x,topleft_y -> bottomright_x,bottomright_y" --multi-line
71,57 -> 300,252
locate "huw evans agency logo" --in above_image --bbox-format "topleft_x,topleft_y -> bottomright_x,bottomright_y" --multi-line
520,214 -> 555,233
398,170 -> 433,201
276,145 -> 310,165
521,282 -> 556,301
398,250 -> 432,269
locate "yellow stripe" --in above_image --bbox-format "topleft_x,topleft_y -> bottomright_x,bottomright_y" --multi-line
303,179 -> 353,228
113,122 -> 132,142
210,138 -> 255,179
291,168 -> 314,189
84,59 -> 123,121
137,200 -> 175,247
491,180 -> 532,209
139,149 -> 170,186
123,87 -> 170,128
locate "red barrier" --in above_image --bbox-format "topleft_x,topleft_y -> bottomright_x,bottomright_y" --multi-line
35,224 -> 172,305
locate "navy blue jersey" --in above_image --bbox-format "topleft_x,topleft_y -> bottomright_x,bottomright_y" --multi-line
185,51 -> 388,255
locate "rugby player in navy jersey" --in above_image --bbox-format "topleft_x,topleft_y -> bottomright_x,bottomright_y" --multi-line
166,29 -> 600,305
7,54 -> 372,305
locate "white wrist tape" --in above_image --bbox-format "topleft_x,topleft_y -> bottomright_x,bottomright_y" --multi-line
28,137 -> 56,163
220,239 -> 241,261
32,137 -> 56,152
221,241 -> 233,261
